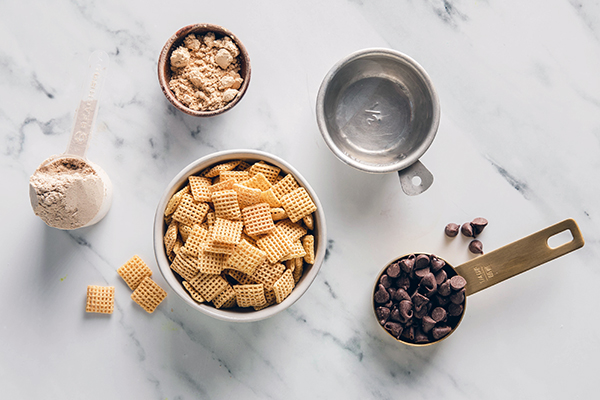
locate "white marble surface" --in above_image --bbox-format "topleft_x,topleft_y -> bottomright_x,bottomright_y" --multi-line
1,0 -> 599,398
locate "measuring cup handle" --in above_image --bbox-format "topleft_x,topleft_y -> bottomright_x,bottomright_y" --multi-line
455,219 -> 585,296
398,160 -> 434,196
65,51 -> 109,158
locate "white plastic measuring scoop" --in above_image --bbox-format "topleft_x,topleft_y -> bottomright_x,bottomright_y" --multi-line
29,51 -> 112,230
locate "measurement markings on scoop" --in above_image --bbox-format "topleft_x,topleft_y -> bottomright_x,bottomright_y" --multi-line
365,103 -> 382,125
473,265 -> 494,284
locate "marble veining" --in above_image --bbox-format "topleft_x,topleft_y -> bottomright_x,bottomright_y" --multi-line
1,0 -> 599,399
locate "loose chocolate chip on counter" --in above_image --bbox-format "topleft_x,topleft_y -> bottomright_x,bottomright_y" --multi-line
385,321 -> 404,338
461,222 -> 474,237
415,254 -> 431,270
449,275 -> 467,291
375,284 -> 391,304
469,239 -> 484,254
445,223 -> 460,237
471,217 -> 488,236
431,307 -> 447,323
432,325 -> 452,340
386,262 -> 401,278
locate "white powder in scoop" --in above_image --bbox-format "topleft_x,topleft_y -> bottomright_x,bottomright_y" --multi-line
29,157 -> 105,230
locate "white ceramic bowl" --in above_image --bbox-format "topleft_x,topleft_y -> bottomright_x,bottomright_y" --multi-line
153,149 -> 327,322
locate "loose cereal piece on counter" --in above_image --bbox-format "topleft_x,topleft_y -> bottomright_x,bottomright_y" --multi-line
86,285 -> 115,314
118,255 -> 153,290
131,277 -> 167,313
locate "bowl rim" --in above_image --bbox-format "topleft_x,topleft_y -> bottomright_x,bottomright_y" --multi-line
157,23 -> 251,117
315,47 -> 440,174
153,149 -> 327,322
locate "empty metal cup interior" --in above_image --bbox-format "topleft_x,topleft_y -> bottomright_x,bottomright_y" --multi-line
317,49 -> 440,173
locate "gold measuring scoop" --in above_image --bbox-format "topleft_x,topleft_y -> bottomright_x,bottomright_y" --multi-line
373,219 -> 585,346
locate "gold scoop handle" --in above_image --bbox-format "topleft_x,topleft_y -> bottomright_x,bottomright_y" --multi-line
455,219 -> 584,296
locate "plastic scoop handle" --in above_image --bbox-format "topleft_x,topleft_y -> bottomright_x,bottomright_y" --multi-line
64,50 -> 109,158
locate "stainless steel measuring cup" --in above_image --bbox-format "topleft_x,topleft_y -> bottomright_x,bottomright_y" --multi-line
316,48 -> 440,195
373,219 -> 585,346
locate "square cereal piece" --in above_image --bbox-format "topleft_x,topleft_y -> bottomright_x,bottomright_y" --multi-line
270,208 -> 287,221
183,224 -> 209,256
251,261 -> 285,290
86,285 -> 115,314
117,255 -> 153,290
226,239 -> 267,276
182,281 -> 205,303
233,284 -> 266,308
131,277 -> 167,313
234,160 -> 252,171
220,170 -> 250,183
208,178 -> 235,195
280,187 -> 317,223
164,221 -> 178,254
191,273 -> 230,302
213,285 -> 237,309
199,250 -> 228,275
273,269 -> 295,303
212,189 -> 241,220
173,193 -> 210,226
203,160 -> 242,178
259,188 -> 281,207
224,269 -> 257,285
302,235 -> 315,264
241,173 -> 272,191
178,224 -> 193,243
170,247 -> 200,281
303,214 -> 314,230
164,185 -> 190,216
249,161 -> 281,183
233,183 -> 262,209
211,217 -> 244,245
271,174 -> 299,201
276,219 -> 307,241
256,225 -> 293,263
292,262 -> 304,283
188,176 -> 212,203
242,203 -> 275,236
281,240 -> 307,262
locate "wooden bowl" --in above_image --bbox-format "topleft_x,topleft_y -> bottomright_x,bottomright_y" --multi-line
157,23 -> 251,117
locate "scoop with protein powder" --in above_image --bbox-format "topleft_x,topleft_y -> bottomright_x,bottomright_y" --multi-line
29,51 -> 112,230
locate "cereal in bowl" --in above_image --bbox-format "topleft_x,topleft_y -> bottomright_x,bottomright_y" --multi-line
163,159 -> 317,310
